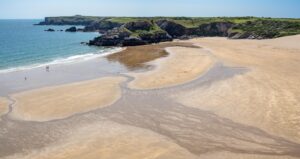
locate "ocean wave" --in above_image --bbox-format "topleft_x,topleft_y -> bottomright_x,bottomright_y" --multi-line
0,47 -> 124,74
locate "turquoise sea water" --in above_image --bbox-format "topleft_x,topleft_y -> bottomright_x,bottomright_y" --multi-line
0,20 -> 115,73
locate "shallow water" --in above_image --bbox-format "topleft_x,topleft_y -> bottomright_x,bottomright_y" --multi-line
0,20 -> 115,73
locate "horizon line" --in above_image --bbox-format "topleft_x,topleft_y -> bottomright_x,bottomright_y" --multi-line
1,15 -> 300,20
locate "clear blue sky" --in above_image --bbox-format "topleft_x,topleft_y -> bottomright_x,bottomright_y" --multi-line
0,0 -> 299,19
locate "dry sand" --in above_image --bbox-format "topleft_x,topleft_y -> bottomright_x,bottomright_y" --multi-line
11,77 -> 126,121
128,47 -> 215,89
173,35 -> 300,143
5,121 -> 197,159
0,97 -> 9,117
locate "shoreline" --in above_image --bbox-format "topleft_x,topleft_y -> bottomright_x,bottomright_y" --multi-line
0,47 -> 124,74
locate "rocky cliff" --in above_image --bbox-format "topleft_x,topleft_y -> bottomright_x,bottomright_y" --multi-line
38,16 -> 300,46
89,21 -> 172,46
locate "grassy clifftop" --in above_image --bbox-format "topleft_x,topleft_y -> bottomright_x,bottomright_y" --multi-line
38,15 -> 300,40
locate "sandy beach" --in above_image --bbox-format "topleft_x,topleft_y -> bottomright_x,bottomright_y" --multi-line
1,37 -> 300,159
128,46 -> 215,89
174,36 -> 300,143
6,121 -> 197,159
0,97 -> 8,118
11,77 -> 125,121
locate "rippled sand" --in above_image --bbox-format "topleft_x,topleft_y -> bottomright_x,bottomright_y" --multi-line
6,121 -> 196,159
11,77 -> 125,121
174,36 -> 300,143
128,47 -> 215,89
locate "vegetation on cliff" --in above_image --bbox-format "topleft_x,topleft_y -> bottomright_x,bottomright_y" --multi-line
38,15 -> 300,46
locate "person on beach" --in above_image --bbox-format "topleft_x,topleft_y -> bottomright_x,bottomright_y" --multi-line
46,66 -> 50,72
24,77 -> 27,81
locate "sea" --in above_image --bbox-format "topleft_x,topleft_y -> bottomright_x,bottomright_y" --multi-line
0,19 -> 119,73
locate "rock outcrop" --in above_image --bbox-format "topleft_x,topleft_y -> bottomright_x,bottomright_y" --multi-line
186,22 -> 234,37
156,20 -> 187,37
124,21 -> 152,32
88,24 -> 172,47
65,26 -> 77,32
45,28 -> 55,32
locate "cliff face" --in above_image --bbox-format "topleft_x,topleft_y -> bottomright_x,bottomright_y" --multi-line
89,21 -> 172,46
156,20 -> 187,37
83,21 -> 122,32
38,16 -> 300,46
88,21 -> 234,46
37,16 -> 106,26
196,22 -> 233,36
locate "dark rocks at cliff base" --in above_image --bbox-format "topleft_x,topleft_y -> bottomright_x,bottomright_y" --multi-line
45,28 -> 55,32
89,27 -> 130,46
123,37 -> 147,46
65,27 -> 77,32
156,20 -> 187,37
138,31 -> 172,43
88,26 -> 172,47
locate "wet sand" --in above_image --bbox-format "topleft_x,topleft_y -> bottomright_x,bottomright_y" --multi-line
11,77 -> 125,121
7,121 -> 197,159
0,98 -> 8,118
1,37 -> 300,159
106,42 -> 199,70
0,57 -> 127,96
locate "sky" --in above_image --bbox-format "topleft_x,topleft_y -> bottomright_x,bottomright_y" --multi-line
0,0 -> 299,19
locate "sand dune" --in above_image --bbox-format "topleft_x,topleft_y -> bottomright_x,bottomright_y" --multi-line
174,36 -> 300,143
128,47 -> 215,89
5,121 -> 197,159
0,97 -> 8,117
11,77 -> 126,121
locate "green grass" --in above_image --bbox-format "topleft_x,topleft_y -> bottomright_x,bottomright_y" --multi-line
43,16 -> 300,38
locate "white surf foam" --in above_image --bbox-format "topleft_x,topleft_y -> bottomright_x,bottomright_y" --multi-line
0,47 -> 125,74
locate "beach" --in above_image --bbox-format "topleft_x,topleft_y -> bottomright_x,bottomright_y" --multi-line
0,98 -> 8,119
11,77 -> 126,121
0,37 -> 300,159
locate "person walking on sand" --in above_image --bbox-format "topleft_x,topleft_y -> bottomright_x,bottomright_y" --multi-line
24,76 -> 27,81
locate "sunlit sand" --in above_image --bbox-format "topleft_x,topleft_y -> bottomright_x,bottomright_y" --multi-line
11,77 -> 125,121
128,46 -> 215,89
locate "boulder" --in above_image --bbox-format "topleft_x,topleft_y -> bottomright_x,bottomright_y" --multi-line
45,28 -> 55,32
65,26 -> 77,32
